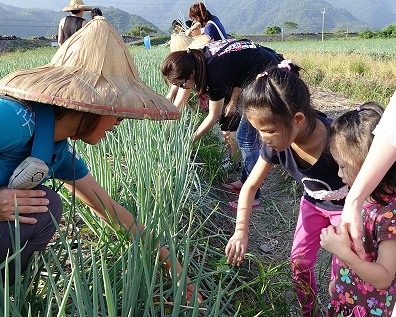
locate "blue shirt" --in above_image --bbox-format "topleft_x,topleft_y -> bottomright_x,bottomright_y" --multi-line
0,97 -> 88,186
204,16 -> 227,41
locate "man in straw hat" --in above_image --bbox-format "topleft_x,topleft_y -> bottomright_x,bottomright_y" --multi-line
58,0 -> 92,46
0,17 -> 201,302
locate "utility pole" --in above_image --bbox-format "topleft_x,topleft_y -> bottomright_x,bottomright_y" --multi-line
321,8 -> 326,41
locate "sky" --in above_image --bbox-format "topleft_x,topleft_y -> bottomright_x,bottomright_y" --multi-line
0,0 -> 202,31
0,0 -> 131,11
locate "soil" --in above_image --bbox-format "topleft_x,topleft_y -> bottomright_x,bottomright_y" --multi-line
213,86 -> 361,315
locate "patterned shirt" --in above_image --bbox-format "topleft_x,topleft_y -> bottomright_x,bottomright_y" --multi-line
327,196 -> 396,317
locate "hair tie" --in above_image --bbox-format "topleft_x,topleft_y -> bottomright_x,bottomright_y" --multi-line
356,107 -> 361,112
256,71 -> 268,80
278,60 -> 292,71
186,48 -> 192,55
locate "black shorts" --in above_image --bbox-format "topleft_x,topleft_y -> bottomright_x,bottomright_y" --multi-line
218,109 -> 241,132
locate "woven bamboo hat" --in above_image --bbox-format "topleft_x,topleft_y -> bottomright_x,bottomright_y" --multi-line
0,17 -> 180,120
62,0 -> 92,12
188,34 -> 211,49
170,34 -> 193,52
170,33 -> 210,52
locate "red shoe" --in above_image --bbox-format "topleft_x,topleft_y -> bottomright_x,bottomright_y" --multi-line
221,182 -> 242,193
228,200 -> 260,211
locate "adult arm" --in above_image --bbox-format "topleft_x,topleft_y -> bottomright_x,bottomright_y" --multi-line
64,172 -> 201,302
173,87 -> 192,111
58,17 -> 65,46
225,157 -> 273,265
224,87 -> 242,117
193,98 -> 224,142
0,187 -> 49,224
321,223 -> 396,289
341,136 -> 396,258
165,85 -> 180,102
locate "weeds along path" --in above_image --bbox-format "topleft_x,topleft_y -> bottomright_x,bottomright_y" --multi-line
215,86 -> 361,315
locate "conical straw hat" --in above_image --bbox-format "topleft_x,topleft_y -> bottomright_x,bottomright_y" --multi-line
0,17 -> 180,120
170,33 -> 193,52
62,0 -> 92,12
169,33 -> 211,52
188,34 -> 211,49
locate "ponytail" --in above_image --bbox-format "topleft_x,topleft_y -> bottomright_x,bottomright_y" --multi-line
161,49 -> 207,97
189,1 -> 213,25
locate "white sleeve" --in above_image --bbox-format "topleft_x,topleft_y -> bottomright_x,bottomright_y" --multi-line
373,90 -> 396,148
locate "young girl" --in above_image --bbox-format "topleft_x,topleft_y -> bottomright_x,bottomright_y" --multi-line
187,1 -> 227,41
225,66 -> 348,316
320,103 -> 396,317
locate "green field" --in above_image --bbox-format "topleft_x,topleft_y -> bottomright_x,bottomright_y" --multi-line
1,37 -> 395,316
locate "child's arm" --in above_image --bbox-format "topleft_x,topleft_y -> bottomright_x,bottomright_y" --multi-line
225,157 -> 273,265
321,223 -> 396,289
341,137 -> 396,259
186,22 -> 201,36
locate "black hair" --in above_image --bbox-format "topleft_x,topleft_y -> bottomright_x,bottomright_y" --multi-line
185,20 -> 194,28
243,64 -> 318,138
172,20 -> 182,28
330,102 -> 396,205
161,49 -> 207,97
91,8 -> 102,19
71,10 -> 82,15
54,106 -> 101,138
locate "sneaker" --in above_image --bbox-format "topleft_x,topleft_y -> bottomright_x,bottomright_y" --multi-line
222,157 -> 241,172
222,157 -> 233,170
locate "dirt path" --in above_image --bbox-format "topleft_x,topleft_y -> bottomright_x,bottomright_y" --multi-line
215,86 -> 361,315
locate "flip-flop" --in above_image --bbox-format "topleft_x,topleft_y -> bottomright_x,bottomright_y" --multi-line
227,200 -> 260,211
221,182 -> 242,194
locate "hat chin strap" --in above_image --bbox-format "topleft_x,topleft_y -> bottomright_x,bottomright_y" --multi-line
70,113 -> 86,140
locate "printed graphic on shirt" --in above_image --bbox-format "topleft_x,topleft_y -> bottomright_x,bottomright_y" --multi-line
205,39 -> 257,58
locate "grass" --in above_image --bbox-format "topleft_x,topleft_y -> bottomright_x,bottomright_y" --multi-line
260,37 -> 396,106
1,36 -> 396,316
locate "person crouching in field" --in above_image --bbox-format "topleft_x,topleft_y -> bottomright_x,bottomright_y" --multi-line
0,17 -> 201,303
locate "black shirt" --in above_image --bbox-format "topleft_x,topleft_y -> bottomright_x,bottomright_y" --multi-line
202,40 -> 280,101
62,16 -> 85,42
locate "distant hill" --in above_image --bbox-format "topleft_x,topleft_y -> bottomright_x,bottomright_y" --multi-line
1,0 -> 396,37
208,0 -> 369,34
0,4 -> 160,38
327,0 -> 396,29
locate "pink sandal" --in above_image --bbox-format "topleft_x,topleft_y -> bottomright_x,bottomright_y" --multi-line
227,200 -> 260,211
221,182 -> 242,194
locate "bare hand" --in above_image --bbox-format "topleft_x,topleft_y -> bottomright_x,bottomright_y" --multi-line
224,104 -> 236,117
225,231 -> 248,266
0,188 -> 49,224
338,210 -> 365,259
320,223 -> 358,265
185,281 -> 203,303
